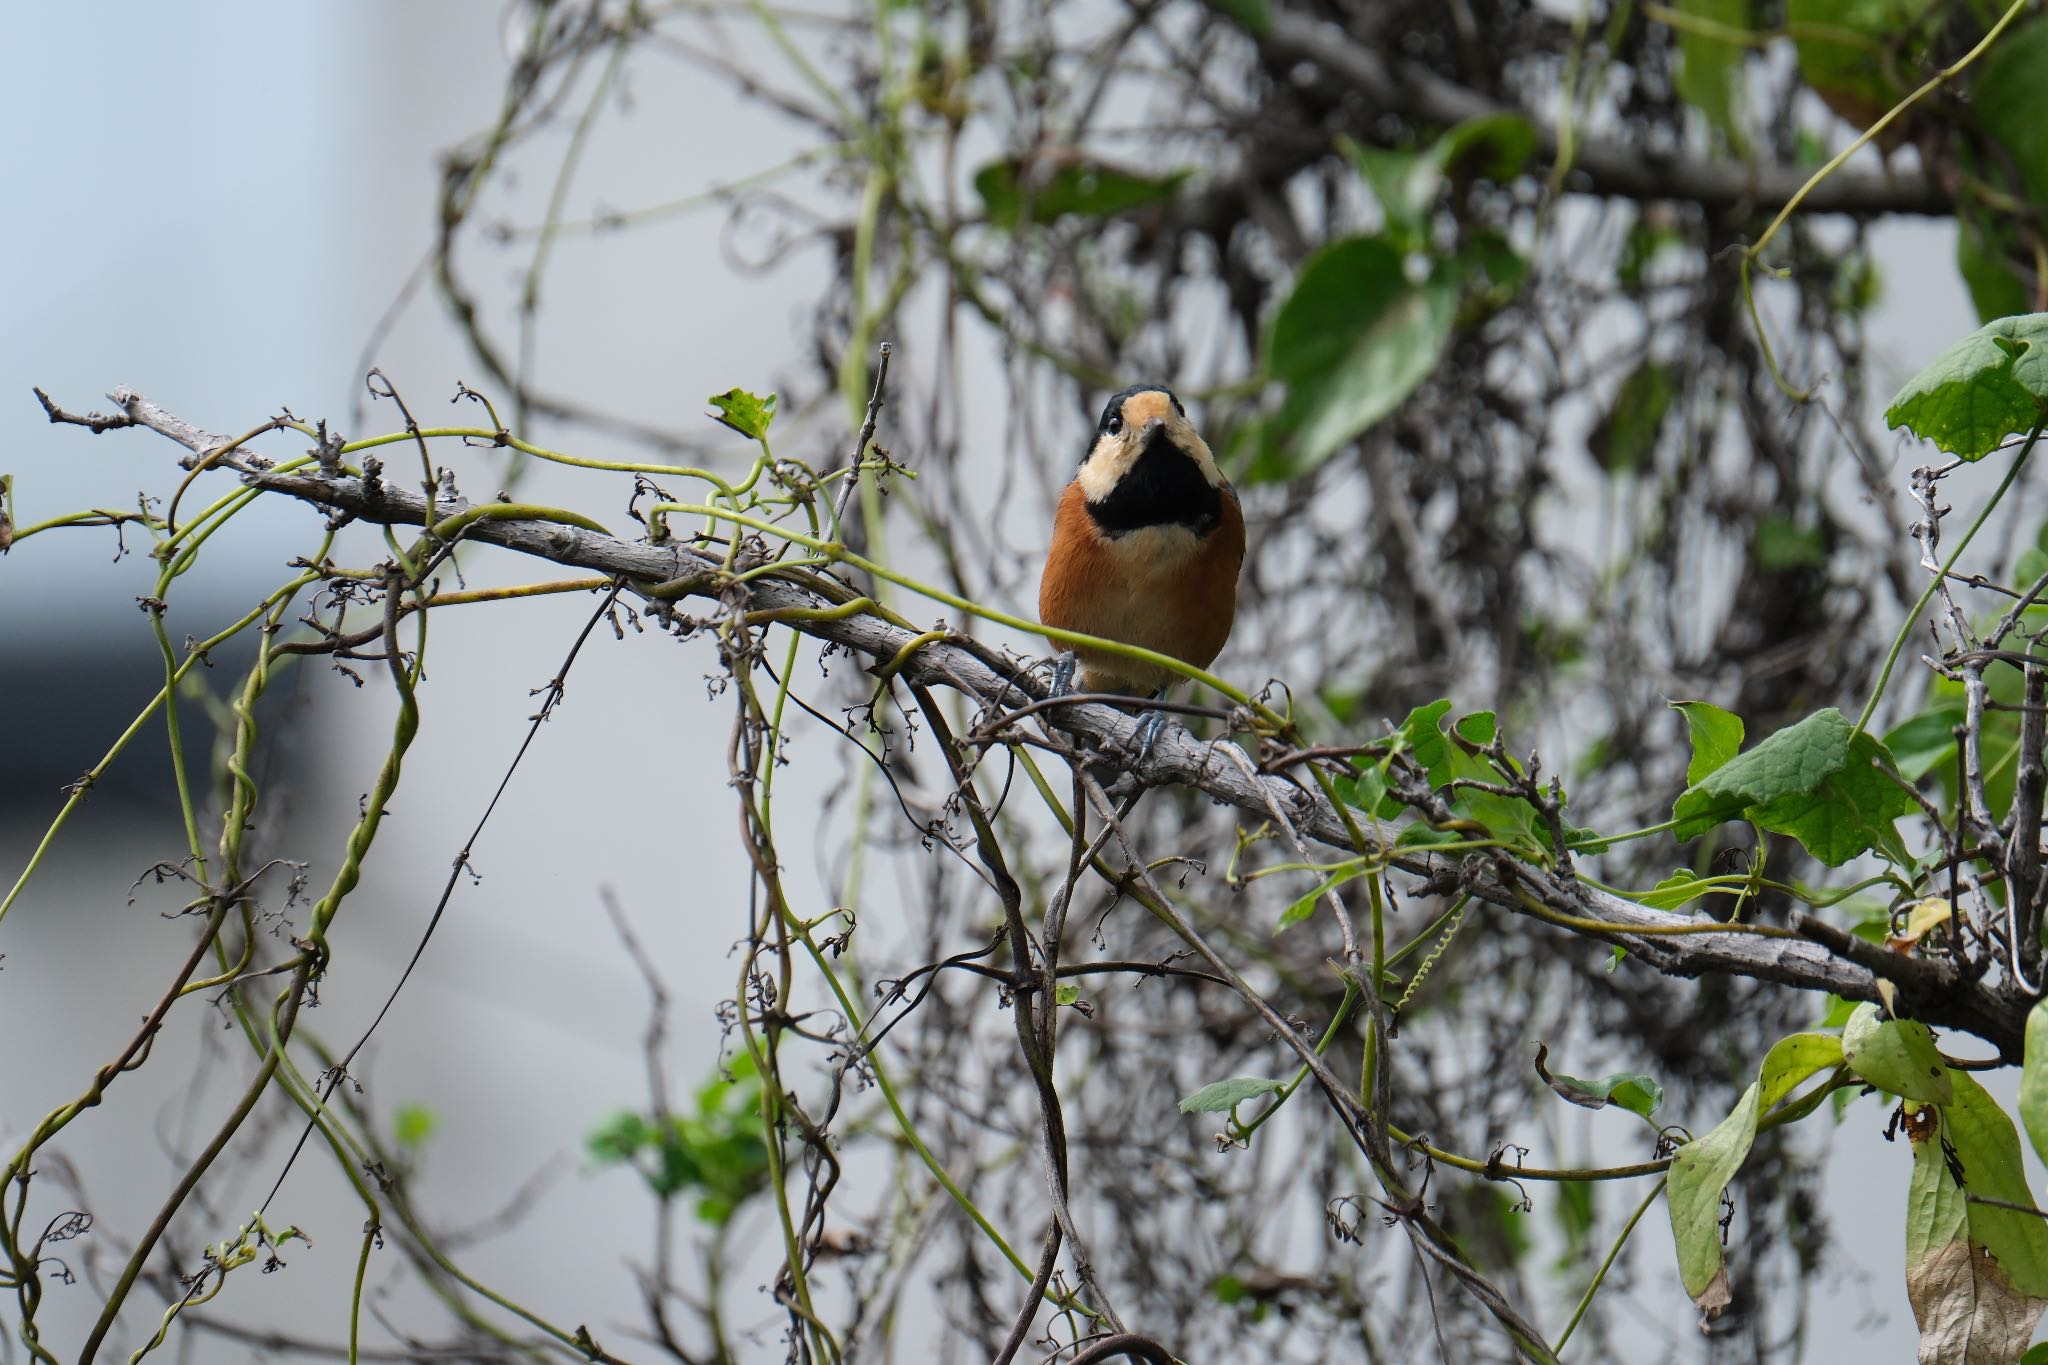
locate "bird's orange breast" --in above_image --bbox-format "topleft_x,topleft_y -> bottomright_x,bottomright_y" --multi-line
1038,480 -> 1244,693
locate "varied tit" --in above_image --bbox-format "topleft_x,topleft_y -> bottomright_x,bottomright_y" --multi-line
1037,384 -> 1244,732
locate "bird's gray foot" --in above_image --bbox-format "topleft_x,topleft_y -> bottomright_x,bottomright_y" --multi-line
1049,651 -> 1078,698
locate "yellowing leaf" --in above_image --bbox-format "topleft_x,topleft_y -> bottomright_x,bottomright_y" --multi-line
1843,1002 -> 1954,1104
1666,1032 -> 1843,1300
1907,1239 -> 2048,1364
1892,898 -> 1954,950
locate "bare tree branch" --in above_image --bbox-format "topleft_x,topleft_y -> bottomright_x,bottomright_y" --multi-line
80,385 -> 2029,1060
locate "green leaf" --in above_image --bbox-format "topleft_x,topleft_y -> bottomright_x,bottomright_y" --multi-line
1971,17 -> 2048,207
1179,1076 -> 1287,1114
1667,1033 -> 1843,1299
1588,359 -> 1678,475
1207,0 -> 1270,33
1640,868 -> 1712,912
586,1110 -> 653,1165
1618,216 -> 1683,291
1256,236 -> 1457,480
1672,708 -> 1916,866
1453,228 -> 1530,302
1672,0 -> 1750,152
1956,19 -> 2048,322
1278,867 -> 1361,932
1759,1033 -> 1847,1114
1055,983 -> 1081,1006
1396,699 -> 1456,777
588,1058 -> 770,1224
1332,759 -> 1400,820
1885,704 -> 1963,783
1788,0 -> 1942,125
393,1102 -> 439,1149
1885,313 -> 2048,459
1453,711 -> 1497,745
1341,116 -> 1534,247
1668,1082 -> 1760,1300
1540,1065 -> 1664,1118
2020,997 -> 2048,1168
1842,1002 -> 1954,1103
1433,114 -> 1538,184
707,388 -> 777,441
1907,673 -> 2026,817
1957,196 -> 2034,325
1753,515 -> 1827,571
1671,700 -> 1745,786
972,158 -> 1190,230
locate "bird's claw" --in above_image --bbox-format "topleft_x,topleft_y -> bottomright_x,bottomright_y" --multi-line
1049,651 -> 1078,698
1129,708 -> 1170,767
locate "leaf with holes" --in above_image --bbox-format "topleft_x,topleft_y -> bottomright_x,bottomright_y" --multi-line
707,388 -> 777,441
1842,1002 -> 1952,1104
1907,1073 -> 2048,1360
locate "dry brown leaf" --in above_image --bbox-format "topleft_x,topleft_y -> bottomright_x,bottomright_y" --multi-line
1908,1237 -> 2048,1364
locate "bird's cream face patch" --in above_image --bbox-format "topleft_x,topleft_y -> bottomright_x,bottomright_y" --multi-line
1076,390 -> 1222,505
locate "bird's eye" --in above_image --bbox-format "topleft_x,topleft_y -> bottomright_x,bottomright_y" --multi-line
1105,415 -> 1123,436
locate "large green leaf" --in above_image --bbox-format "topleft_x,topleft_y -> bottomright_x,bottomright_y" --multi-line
1672,707 -> 1916,866
1667,1033 -> 1843,1301
1787,0 -> 1942,126
1673,0 -> 1749,151
1885,313 -> 2048,459
1972,18 -> 2048,208
1256,236 -> 1457,480
1841,1002 -> 1953,1104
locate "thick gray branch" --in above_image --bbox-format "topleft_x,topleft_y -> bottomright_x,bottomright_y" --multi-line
98,387 -> 2026,1057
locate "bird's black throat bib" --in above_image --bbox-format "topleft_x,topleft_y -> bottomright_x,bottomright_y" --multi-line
1085,434 -> 1222,538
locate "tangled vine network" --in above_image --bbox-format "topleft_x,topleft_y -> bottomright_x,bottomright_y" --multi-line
14,0 -> 2048,1362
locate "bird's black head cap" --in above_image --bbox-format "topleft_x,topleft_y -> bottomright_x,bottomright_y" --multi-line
1096,384 -> 1186,439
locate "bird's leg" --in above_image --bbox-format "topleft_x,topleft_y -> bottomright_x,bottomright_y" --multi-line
1128,689 -> 1172,768
1049,651 -> 1079,698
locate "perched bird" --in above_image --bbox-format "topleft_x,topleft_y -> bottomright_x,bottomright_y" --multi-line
1038,384 -> 1243,740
